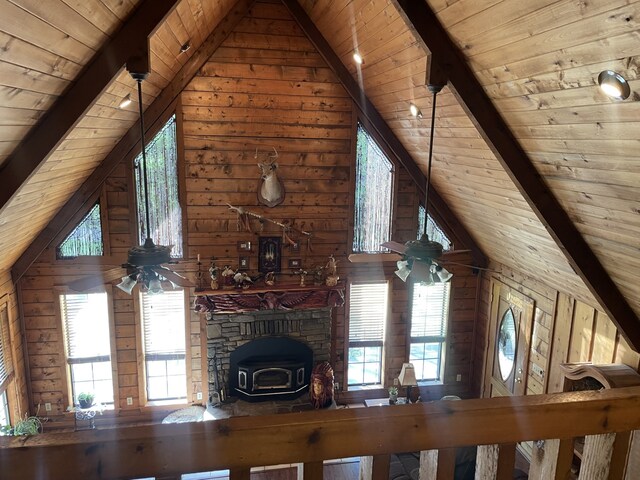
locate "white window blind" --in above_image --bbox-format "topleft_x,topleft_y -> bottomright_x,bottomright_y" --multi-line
0,307 -> 9,390
349,282 -> 388,343
141,290 -> 186,359
61,293 -> 111,362
410,282 -> 450,339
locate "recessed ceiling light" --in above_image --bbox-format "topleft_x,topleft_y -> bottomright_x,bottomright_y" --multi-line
409,104 -> 422,118
118,93 -> 132,109
598,70 -> 630,100
353,52 -> 364,65
180,41 -> 191,54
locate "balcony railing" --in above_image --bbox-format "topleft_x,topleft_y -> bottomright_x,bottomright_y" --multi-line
1,386 -> 640,479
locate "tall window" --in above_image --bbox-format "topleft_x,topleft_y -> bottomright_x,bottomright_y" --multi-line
418,204 -> 452,250
56,202 -> 104,258
409,282 -> 451,381
347,282 -> 388,387
140,290 -> 187,402
0,391 -> 8,428
60,292 -> 114,404
134,114 -> 182,258
0,305 -> 11,419
353,123 -> 394,253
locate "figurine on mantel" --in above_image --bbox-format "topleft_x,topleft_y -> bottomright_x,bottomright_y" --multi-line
264,271 -> 276,287
221,266 -> 235,289
295,268 -> 308,287
209,263 -> 220,290
325,255 -> 339,286
233,272 -> 253,289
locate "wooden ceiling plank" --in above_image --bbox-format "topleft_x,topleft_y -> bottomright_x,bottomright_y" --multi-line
282,0 -> 486,268
0,0 -> 180,214
393,0 -> 640,350
10,0 -> 257,284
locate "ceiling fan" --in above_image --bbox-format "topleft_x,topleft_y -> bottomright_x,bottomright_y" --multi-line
68,66 -> 193,294
382,83 -> 456,284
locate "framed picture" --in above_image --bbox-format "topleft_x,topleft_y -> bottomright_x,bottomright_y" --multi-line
258,236 -> 282,273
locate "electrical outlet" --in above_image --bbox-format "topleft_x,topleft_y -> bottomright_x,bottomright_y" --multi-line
44,402 -> 52,412
393,377 -> 399,386
456,373 -> 462,382
196,392 -> 203,400
334,382 -> 340,391
126,396 -> 133,406
532,364 -> 545,378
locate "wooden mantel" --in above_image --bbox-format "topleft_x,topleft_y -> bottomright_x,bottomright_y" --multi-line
193,282 -> 345,314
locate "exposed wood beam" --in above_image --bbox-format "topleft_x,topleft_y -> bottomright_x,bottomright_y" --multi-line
0,0 -> 179,214
281,0 -> 486,268
392,0 -> 640,350
11,0 -> 257,284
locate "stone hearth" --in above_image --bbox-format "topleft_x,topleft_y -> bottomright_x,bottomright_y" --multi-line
206,308 -> 331,401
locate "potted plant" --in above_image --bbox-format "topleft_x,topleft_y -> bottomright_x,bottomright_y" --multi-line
388,386 -> 398,404
77,392 -> 95,409
1,414 -> 42,436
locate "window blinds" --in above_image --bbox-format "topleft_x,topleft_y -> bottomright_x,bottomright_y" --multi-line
410,282 -> 450,338
141,290 -> 186,359
349,282 -> 388,343
0,307 -> 9,390
60,293 -> 111,362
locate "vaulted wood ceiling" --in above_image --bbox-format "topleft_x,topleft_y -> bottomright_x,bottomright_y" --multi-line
0,0 -> 638,342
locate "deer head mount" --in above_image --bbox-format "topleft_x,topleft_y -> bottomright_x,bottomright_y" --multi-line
257,147 -> 285,208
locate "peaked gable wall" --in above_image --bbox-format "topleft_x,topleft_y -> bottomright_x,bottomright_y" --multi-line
15,0 -> 479,425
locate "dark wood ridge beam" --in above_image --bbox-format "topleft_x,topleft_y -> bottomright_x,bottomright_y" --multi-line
0,0 -> 179,214
281,0 -> 486,268
392,0 -> 640,350
11,0 -> 257,284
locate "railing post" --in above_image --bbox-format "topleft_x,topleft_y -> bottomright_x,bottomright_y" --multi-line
496,444 -> 516,480
476,444 -> 498,479
609,431 -> 632,480
579,433 -> 616,479
371,454 -> 391,480
419,450 -> 438,479
528,438 -> 574,479
436,448 -> 456,479
230,467 -> 251,480
303,461 -> 323,480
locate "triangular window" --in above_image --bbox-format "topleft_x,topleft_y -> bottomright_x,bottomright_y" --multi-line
56,202 -> 104,259
418,204 -> 452,251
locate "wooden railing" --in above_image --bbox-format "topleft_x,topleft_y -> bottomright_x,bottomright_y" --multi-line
1,387 -> 640,479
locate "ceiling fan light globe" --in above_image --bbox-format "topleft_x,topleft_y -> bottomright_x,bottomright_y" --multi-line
436,266 -> 453,282
395,260 -> 412,282
147,277 -> 163,295
116,275 -> 137,294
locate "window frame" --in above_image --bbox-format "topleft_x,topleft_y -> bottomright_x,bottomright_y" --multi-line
408,280 -> 451,383
56,287 -> 119,409
132,109 -> 186,260
351,119 -> 397,255
56,200 -> 105,259
136,288 -> 192,406
346,280 -> 390,389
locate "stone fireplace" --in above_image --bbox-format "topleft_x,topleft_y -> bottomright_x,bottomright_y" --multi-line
206,308 -> 332,402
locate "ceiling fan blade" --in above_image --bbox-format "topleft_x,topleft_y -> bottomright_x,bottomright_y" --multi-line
150,266 -> 195,287
67,266 -> 127,292
381,241 -> 408,255
440,249 -> 471,257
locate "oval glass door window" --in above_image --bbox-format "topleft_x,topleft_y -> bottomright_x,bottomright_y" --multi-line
498,308 -> 517,381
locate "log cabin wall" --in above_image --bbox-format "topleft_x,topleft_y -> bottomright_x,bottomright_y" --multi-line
477,262 -> 640,400
14,0 -> 479,425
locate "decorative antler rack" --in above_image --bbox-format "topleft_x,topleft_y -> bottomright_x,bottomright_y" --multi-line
226,203 -> 313,248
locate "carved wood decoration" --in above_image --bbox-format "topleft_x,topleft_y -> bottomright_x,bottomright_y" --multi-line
194,283 -> 345,314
